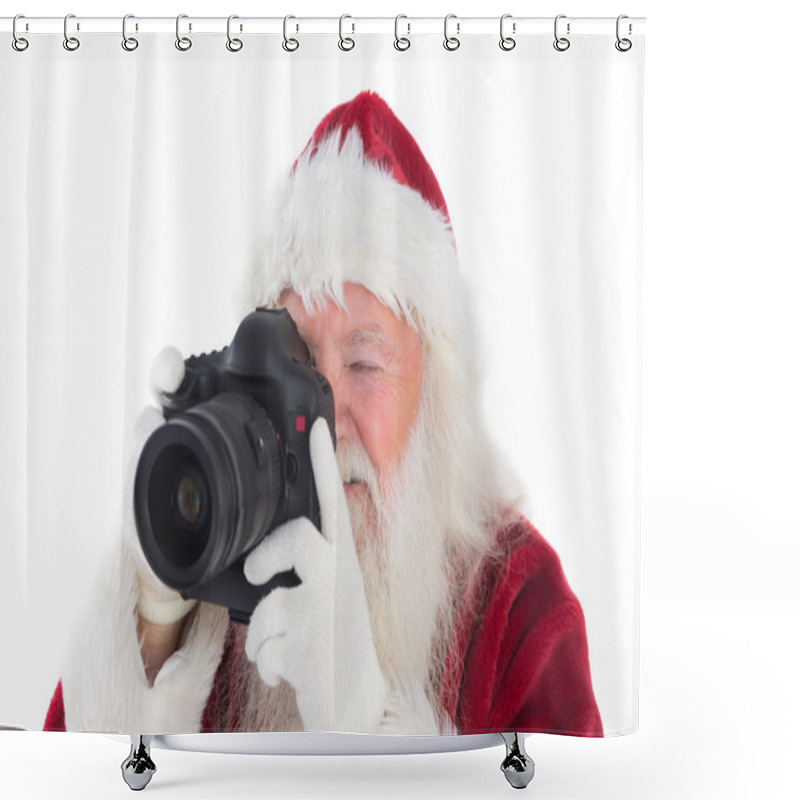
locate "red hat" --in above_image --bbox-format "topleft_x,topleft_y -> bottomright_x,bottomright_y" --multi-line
247,91 -> 468,346
300,91 -> 451,228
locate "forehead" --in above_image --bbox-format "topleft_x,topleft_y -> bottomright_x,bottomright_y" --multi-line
278,283 -> 414,345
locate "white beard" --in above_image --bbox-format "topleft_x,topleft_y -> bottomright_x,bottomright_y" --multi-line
344,414 -> 455,694
235,403 -> 459,731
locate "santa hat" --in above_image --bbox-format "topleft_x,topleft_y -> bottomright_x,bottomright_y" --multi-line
245,91 -> 472,352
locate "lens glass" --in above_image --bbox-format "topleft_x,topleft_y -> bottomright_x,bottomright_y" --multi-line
175,466 -> 206,527
148,444 -> 211,569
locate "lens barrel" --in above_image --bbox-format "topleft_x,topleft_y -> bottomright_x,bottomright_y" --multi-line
134,393 -> 282,592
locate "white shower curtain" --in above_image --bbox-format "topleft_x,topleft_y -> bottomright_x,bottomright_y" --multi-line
0,16 -> 643,737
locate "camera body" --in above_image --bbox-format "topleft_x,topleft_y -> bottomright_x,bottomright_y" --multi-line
134,308 -> 335,624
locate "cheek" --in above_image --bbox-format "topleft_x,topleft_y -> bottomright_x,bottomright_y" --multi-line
351,377 -> 420,475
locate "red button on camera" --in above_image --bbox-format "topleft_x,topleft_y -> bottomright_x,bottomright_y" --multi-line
295,415 -> 306,433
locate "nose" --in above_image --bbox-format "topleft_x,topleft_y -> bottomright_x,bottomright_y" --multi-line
313,350 -> 355,445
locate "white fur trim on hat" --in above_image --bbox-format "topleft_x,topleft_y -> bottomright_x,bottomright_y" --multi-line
241,129 -> 471,350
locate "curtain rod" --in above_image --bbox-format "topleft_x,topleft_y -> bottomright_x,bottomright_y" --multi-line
1,16 -> 646,37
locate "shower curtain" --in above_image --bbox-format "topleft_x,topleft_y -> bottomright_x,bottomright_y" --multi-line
0,16 -> 643,739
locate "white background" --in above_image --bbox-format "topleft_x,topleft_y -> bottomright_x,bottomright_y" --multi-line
2,2 -> 799,800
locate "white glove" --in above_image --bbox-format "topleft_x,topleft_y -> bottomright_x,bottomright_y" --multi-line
122,346 -> 197,627
244,418 -> 388,733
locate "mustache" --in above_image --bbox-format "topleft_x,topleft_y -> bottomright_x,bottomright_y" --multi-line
335,440 -> 380,494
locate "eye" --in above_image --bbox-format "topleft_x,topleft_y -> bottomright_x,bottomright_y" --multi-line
348,361 -> 381,373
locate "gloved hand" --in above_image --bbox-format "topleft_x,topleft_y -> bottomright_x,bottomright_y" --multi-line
244,418 -> 388,733
122,346 -> 198,627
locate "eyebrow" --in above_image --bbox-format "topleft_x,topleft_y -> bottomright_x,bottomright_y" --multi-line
345,328 -> 394,350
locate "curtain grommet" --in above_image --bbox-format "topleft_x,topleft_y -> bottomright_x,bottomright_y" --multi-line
443,14 -> 460,51
63,13 -> 80,52
394,15 -> 411,51
12,15 -> 29,51
283,15 -> 299,52
175,14 -> 192,51
226,15 -> 243,52
553,14 -> 570,52
499,14 -> 516,51
121,14 -> 139,52
338,14 -> 355,51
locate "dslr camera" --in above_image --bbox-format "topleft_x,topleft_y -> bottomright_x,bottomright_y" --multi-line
134,308 -> 335,624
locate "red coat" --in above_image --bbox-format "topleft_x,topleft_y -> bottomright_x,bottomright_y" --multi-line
439,518 -> 602,735
45,518 -> 602,736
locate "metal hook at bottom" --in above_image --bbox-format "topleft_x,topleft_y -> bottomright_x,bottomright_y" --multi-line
500,733 -> 535,790
121,736 -> 156,791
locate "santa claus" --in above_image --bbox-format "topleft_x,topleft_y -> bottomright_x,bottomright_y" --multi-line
45,91 -> 602,737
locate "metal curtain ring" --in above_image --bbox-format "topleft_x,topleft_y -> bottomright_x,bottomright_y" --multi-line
615,14 -> 632,52
63,13 -> 80,51
499,14 -> 516,51
443,14 -> 460,51
394,15 -> 410,51
283,15 -> 299,51
227,15 -> 243,52
176,14 -> 192,51
553,14 -> 570,51
122,14 -> 139,51
339,14 -> 355,51
12,14 -> 29,51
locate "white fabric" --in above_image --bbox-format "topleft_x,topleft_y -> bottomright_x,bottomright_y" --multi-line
244,419 -> 389,733
1,29 -> 642,734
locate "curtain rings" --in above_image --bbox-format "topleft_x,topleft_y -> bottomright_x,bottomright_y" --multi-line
12,15 -> 29,52
283,15 -> 299,52
499,14 -> 516,51
338,15 -> 355,51
394,15 -> 411,51
122,14 -> 138,51
175,14 -> 192,51
227,15 -> 243,52
553,14 -> 570,51
615,15 -> 632,52
443,14 -> 460,51
63,13 -> 80,51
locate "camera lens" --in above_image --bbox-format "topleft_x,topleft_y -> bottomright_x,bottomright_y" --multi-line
134,393 -> 283,592
142,444 -> 212,572
175,465 -> 207,527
